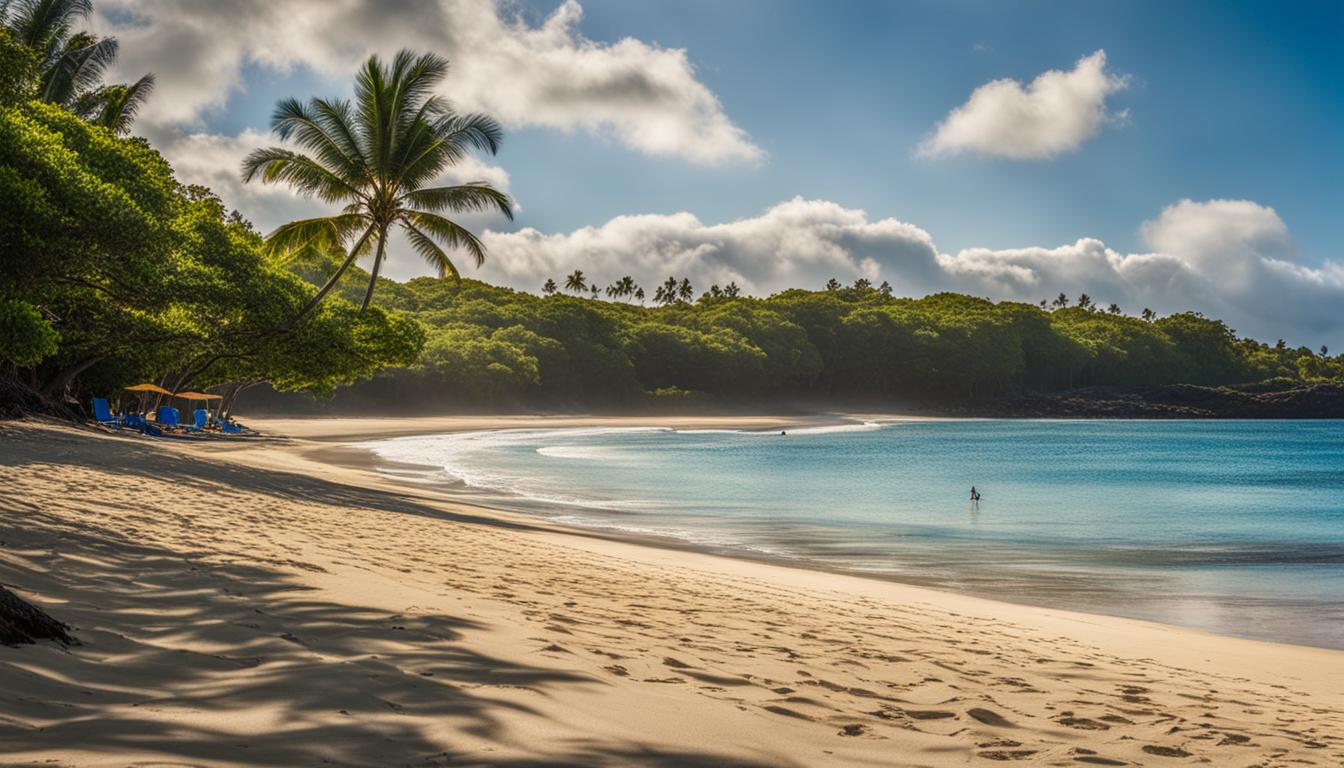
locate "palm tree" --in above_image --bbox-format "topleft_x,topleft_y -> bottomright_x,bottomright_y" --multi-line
1076,293 -> 1094,311
242,49 -> 513,314
723,282 -> 741,298
825,278 -> 841,291
565,270 -> 587,294
542,278 -> 557,295
590,285 -> 601,300
1141,308 -> 1156,322
1107,302 -> 1122,315
1051,292 -> 1069,309
654,277 -> 678,306
634,286 -> 645,304
677,277 -> 694,302
2,0 -> 156,133
878,280 -> 893,297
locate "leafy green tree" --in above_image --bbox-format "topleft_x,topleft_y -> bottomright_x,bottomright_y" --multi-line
242,49 -> 513,313
825,278 -> 841,291
724,282 -> 741,298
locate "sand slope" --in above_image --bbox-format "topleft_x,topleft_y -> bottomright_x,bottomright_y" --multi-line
0,419 -> 1341,767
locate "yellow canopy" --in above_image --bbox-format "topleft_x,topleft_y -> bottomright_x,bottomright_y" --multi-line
174,391 -> 223,400
125,383 -> 173,395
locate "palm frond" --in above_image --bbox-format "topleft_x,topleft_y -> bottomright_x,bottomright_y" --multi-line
271,97 -> 364,181
401,210 -> 486,269
400,219 -> 460,282
241,147 -> 364,204
262,214 -> 367,263
75,72 -> 154,133
404,183 -> 512,220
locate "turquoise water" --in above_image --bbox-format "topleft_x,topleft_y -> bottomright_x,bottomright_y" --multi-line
359,420 -> 1344,648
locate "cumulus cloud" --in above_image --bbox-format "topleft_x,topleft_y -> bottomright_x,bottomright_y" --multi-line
95,0 -> 759,165
476,198 -> 943,297
919,50 -> 1129,159
476,197 -> 1344,346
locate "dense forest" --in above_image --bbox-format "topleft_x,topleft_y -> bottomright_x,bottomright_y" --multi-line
248,253 -> 1344,413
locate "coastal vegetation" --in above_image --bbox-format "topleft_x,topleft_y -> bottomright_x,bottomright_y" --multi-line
262,257 -> 1344,411
0,28 -> 424,416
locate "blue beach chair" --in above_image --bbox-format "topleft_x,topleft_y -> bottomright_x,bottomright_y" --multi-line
156,406 -> 181,429
189,408 -> 209,432
91,397 -> 122,428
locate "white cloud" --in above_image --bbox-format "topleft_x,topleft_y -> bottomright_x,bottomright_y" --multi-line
96,0 -> 759,165
919,50 -> 1129,159
476,198 -> 943,297
475,197 -> 1343,346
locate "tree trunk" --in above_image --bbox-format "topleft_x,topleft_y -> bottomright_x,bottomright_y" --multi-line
288,224 -> 376,327
39,355 -> 103,399
361,225 -> 389,310
1,585 -> 74,646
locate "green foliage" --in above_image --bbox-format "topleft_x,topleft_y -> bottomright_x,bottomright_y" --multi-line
1,95 -> 424,408
297,276 -> 1344,409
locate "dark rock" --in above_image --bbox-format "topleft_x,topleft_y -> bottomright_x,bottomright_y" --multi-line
0,585 -> 74,646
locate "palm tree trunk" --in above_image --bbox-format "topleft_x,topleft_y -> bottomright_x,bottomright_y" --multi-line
288,225 -> 375,327
361,225 -> 389,311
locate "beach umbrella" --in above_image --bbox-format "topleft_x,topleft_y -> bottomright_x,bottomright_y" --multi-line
124,383 -> 172,395
124,383 -> 172,415
173,392 -> 223,400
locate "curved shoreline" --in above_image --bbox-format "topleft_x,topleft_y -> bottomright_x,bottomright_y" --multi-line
4,416 -> 1343,766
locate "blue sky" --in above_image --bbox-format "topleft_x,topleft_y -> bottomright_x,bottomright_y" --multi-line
500,0 -> 1342,257
98,0 -> 1344,344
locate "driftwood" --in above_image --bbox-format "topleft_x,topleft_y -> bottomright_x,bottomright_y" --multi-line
0,585 -> 74,646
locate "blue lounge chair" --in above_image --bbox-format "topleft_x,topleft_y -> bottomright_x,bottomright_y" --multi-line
189,408 -> 209,432
91,397 -> 122,428
157,406 -> 181,429
221,420 -> 245,434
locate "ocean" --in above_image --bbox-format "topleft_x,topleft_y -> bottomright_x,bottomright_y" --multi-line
356,419 -> 1344,648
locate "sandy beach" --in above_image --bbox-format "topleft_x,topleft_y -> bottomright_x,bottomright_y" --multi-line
2,417 -> 1342,767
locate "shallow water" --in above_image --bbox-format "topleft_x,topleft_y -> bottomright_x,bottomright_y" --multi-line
356,420 -> 1344,648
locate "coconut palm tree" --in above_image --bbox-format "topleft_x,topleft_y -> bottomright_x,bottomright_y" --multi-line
2,0 -> 156,133
564,270 -> 587,294
242,49 -> 513,315
542,278 -> 557,295
723,282 -> 741,299
634,287 -> 645,304
677,277 -> 694,302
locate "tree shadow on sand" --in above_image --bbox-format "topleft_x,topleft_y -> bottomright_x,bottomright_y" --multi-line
0,437 -> 779,767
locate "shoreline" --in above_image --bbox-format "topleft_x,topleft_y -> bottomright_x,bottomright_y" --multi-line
2,416 -> 1341,766
299,415 -> 1344,653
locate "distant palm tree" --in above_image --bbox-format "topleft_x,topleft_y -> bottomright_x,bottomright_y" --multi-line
590,285 -> 601,300
1076,293 -> 1094,311
1141,308 -> 1156,322
243,49 -> 513,314
825,278 -> 841,291
3,0 -> 156,133
1107,302 -> 1122,315
634,286 -> 645,304
723,282 -> 741,298
616,275 -> 637,300
677,277 -> 694,302
654,277 -> 678,306
1051,292 -> 1069,309
565,270 -> 587,293
878,280 -> 893,297
707,284 -> 722,298
853,278 -> 872,290
542,278 -> 557,295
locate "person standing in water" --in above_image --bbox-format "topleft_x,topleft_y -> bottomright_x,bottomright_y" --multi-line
970,486 -> 981,502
